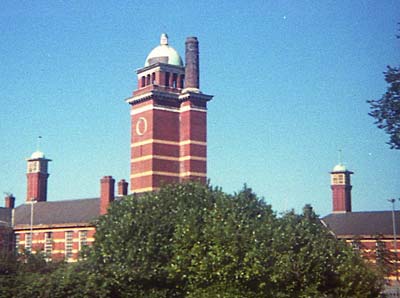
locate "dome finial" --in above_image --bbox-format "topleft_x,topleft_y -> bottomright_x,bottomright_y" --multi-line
36,135 -> 42,151
332,149 -> 347,172
160,33 -> 168,45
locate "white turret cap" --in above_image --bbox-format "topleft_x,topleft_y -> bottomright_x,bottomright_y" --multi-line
332,163 -> 347,172
30,150 -> 45,159
145,33 -> 183,67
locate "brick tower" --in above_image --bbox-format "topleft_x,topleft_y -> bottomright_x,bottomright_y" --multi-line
330,163 -> 353,213
26,151 -> 51,202
126,34 -> 213,193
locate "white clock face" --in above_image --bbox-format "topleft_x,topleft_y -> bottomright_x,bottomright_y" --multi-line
135,117 -> 148,136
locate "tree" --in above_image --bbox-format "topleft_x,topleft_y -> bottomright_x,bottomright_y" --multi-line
4,183 -> 383,297
88,182 -> 277,297
367,28 -> 400,149
375,235 -> 396,280
0,249 -> 63,298
86,183 -> 383,297
270,205 -> 383,298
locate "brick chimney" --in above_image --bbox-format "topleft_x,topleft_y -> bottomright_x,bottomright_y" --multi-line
100,176 -> 115,215
117,179 -> 128,196
185,36 -> 200,90
4,195 -> 15,209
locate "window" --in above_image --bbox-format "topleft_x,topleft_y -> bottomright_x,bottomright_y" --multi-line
172,73 -> 177,88
79,230 -> 88,250
165,72 -> 170,87
27,161 -> 38,173
332,174 -> 345,185
65,231 -> 73,259
15,234 -> 20,251
152,73 -> 156,84
146,74 -> 150,85
141,76 -> 145,87
40,162 -> 48,173
45,232 -> 52,258
25,233 -> 32,252
351,240 -> 361,251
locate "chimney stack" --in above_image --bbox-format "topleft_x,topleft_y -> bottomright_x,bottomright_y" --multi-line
185,36 -> 200,90
100,176 -> 115,215
4,195 -> 15,209
117,179 -> 128,196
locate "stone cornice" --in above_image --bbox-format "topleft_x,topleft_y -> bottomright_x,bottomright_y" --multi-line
136,62 -> 184,75
126,90 -> 180,105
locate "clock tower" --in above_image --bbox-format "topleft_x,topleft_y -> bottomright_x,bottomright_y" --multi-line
126,34 -> 213,193
26,151 -> 51,202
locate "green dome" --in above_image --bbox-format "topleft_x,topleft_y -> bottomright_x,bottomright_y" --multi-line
145,33 -> 183,67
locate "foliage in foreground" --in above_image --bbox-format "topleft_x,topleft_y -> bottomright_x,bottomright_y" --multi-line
367,26 -> 400,149
0,183 -> 384,297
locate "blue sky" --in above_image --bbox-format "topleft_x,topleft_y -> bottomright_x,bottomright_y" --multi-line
0,1 -> 399,216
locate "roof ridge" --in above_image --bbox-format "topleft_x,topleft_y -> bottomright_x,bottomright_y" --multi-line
20,197 -> 100,206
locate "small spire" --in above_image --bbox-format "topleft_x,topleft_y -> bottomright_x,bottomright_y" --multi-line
160,33 -> 168,45
337,149 -> 343,165
36,136 -> 42,151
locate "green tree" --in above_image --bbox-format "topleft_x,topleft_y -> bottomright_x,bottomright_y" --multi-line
87,183 -> 383,297
0,250 -> 18,298
0,249 -> 63,298
7,183 -> 383,297
169,185 -> 276,297
367,28 -> 400,149
270,205 -> 383,298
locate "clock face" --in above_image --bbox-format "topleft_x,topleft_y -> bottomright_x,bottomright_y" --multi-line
135,117 -> 148,136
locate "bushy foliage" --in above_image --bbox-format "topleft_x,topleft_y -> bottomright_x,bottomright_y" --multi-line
270,205 -> 382,298
368,27 -> 400,149
0,250 -> 62,298
1,183 -> 384,297
88,183 -> 383,297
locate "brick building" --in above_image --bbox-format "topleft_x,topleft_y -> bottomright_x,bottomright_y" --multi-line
0,34 -> 212,261
322,163 -> 400,285
0,161 -> 123,261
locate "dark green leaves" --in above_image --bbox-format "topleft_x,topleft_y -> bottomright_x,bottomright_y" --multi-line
1,183 -> 384,297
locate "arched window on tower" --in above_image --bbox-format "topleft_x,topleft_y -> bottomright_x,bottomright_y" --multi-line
172,73 -> 178,88
165,72 -> 170,87
146,74 -> 151,85
179,74 -> 185,89
152,73 -> 156,85
141,76 -> 145,87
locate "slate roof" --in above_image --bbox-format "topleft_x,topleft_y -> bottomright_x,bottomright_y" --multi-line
321,211 -> 400,237
0,207 -> 12,226
13,198 -> 100,228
